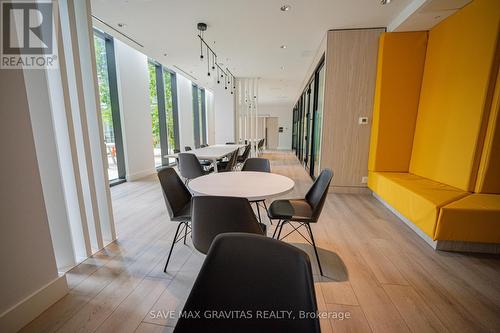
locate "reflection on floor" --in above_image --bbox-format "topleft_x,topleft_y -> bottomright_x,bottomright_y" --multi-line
21,151 -> 500,333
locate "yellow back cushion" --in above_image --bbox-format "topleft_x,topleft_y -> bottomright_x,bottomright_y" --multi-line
409,0 -> 500,191
475,68 -> 500,194
368,32 -> 427,172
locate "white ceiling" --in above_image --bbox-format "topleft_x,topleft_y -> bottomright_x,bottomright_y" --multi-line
91,0 -> 415,109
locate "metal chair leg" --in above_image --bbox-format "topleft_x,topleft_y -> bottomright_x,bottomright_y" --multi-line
255,202 -> 262,224
306,223 -> 323,276
272,220 -> 281,238
276,220 -> 287,240
164,222 -> 183,272
183,222 -> 188,244
263,201 -> 271,225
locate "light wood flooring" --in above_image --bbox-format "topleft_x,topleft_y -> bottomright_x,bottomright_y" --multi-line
20,151 -> 500,333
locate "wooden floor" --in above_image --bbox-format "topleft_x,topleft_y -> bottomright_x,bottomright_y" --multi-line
21,151 -> 500,333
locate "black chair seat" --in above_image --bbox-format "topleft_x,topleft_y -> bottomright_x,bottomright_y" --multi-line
170,202 -> 191,222
268,199 -> 314,222
173,233 -> 320,333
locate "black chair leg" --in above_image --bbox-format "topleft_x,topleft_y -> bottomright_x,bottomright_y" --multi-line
183,222 -> 188,244
255,202 -> 262,224
276,220 -> 287,240
263,201 -> 271,225
164,222 -> 183,272
306,223 -> 323,276
272,220 -> 280,238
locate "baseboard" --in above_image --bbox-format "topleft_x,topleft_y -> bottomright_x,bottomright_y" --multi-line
436,240 -> 500,254
372,192 -> 438,249
0,274 -> 68,333
126,168 -> 156,181
330,186 -> 371,194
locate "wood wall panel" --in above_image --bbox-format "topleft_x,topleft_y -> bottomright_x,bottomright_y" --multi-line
321,29 -> 383,190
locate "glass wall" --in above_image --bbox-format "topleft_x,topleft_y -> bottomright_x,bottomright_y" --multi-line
292,57 -> 326,179
192,85 -> 207,147
148,61 -> 179,167
312,63 -> 326,178
93,30 -> 125,184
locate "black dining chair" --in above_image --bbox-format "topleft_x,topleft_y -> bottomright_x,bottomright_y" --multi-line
267,169 -> 333,276
225,142 -> 235,144
157,167 -> 192,272
177,153 -> 211,184
242,157 -> 271,172
191,196 -> 266,254
241,158 -> 271,223
237,144 -> 251,166
184,146 -> 192,151
173,233 -> 320,333
258,138 -> 265,153
217,149 -> 238,172
200,144 -> 208,148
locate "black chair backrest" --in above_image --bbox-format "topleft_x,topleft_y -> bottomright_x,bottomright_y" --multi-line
305,169 -> 333,222
239,144 -> 251,160
222,150 -> 239,172
178,153 -> 204,180
157,167 -> 192,219
258,138 -> 264,149
225,142 -> 235,144
242,158 -> 271,172
173,148 -> 180,154
184,146 -> 192,151
200,144 -> 208,148
174,233 -> 320,333
191,196 -> 264,254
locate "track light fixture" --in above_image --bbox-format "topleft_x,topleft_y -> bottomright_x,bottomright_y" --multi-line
197,22 -> 236,95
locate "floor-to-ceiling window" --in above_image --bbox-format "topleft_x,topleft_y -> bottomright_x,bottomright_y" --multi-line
312,62 -> 326,178
148,61 -> 180,167
93,30 -> 125,185
192,84 -> 206,147
292,56 -> 325,179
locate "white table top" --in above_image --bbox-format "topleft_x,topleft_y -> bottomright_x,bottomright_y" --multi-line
164,144 -> 245,161
188,171 -> 295,201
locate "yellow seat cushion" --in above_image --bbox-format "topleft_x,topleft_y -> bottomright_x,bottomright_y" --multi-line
436,194 -> 500,243
368,172 -> 468,238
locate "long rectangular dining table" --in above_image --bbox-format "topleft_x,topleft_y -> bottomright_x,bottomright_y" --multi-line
164,144 -> 246,172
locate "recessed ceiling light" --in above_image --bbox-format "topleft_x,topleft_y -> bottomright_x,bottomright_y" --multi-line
280,45 -> 287,49
280,66 -> 285,70
163,53 -> 168,56
380,0 -> 391,4
117,23 -> 127,28
280,5 -> 291,11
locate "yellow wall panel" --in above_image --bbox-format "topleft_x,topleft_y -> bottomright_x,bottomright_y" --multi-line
369,32 -> 428,172
409,0 -> 500,191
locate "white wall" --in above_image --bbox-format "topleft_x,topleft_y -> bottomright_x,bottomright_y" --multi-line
258,105 -> 293,150
0,67 -> 67,333
115,39 -> 155,181
177,74 -> 195,149
213,83 -> 236,144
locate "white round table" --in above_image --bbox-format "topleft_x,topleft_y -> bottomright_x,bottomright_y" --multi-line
188,171 -> 295,201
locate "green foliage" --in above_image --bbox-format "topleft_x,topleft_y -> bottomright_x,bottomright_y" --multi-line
149,63 -> 160,147
94,35 -> 113,142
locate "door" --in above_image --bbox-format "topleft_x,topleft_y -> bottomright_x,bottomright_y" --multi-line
266,117 -> 279,150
